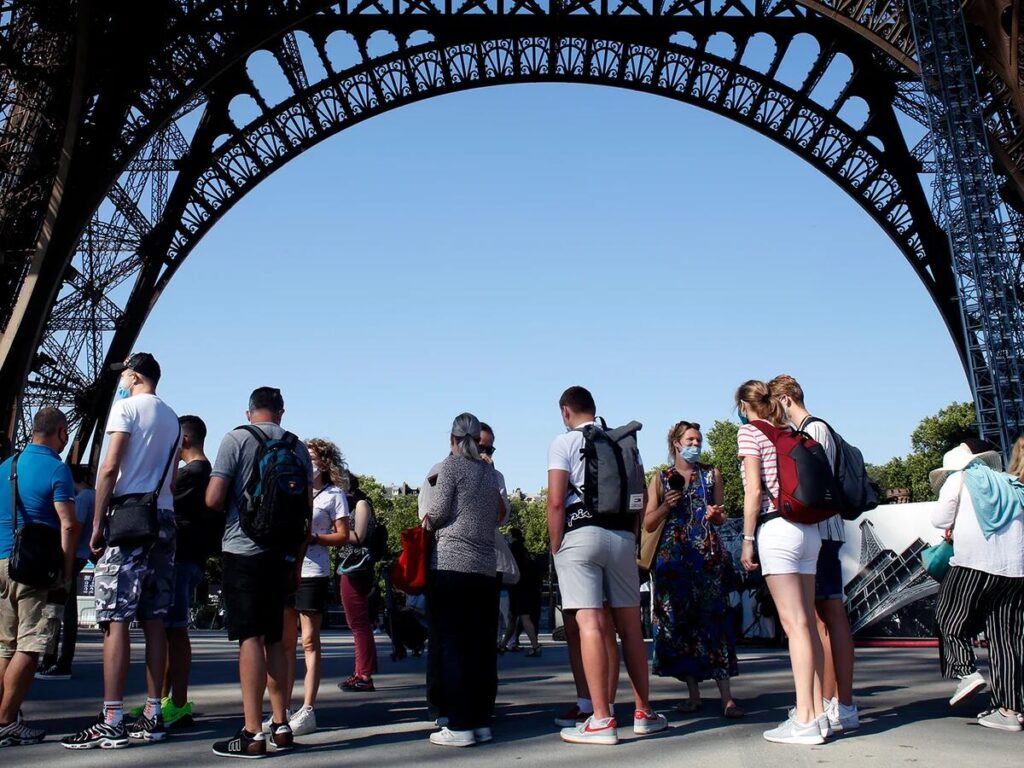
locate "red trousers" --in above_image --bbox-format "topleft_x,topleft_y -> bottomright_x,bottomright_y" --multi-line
340,572 -> 378,677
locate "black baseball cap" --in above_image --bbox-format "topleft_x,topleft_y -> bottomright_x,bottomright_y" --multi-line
110,352 -> 161,383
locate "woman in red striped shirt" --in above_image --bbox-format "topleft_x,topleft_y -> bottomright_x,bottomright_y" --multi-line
735,380 -> 826,745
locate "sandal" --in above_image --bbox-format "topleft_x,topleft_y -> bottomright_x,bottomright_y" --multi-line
525,646 -> 542,657
675,700 -> 703,713
723,702 -> 745,719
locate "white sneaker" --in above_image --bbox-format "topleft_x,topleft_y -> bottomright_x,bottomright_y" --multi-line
473,727 -> 492,743
763,716 -> 826,745
288,706 -> 317,736
633,709 -> 668,735
429,727 -> 475,747
560,715 -> 618,745
816,714 -> 833,739
262,709 -> 290,734
950,672 -> 987,707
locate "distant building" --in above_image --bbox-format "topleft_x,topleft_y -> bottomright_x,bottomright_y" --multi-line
384,482 -> 419,498
886,488 -> 912,504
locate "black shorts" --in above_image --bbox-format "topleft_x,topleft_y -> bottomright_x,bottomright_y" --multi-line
287,577 -> 330,614
223,551 -> 289,643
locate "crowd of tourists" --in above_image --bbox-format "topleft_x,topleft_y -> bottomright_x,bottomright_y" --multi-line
0,353 -> 1022,757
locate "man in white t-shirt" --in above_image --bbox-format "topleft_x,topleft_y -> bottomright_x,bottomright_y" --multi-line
770,375 -> 859,733
547,386 -> 666,745
63,353 -> 180,750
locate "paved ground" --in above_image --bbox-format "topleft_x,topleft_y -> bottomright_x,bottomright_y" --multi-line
6,630 -> 1020,766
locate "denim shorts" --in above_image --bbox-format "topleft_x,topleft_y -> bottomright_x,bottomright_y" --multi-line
815,539 -> 845,601
165,560 -> 204,629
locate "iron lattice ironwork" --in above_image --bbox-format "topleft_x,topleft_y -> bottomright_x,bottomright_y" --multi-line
1,0 -> 1023,463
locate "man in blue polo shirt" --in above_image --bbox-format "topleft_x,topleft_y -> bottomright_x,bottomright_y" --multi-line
0,407 -> 79,747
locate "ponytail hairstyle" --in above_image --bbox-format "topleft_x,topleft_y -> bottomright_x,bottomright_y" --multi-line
666,420 -> 701,464
451,412 -> 482,461
734,379 -> 787,426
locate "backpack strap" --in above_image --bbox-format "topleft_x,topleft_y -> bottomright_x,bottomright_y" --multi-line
747,420 -> 781,511
238,424 -> 269,446
153,425 -> 181,501
9,452 -> 20,536
799,415 -> 842,477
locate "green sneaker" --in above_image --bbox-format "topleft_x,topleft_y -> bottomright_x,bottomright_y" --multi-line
127,696 -> 172,720
164,701 -> 193,727
126,703 -> 145,718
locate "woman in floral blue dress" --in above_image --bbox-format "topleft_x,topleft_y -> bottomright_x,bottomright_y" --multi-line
644,420 -> 742,717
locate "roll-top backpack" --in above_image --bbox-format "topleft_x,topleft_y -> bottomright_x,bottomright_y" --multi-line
238,425 -> 311,548
750,421 -> 842,525
802,417 -> 881,520
571,419 -> 646,516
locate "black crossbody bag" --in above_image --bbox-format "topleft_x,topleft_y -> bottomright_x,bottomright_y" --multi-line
105,426 -> 179,548
8,453 -> 64,588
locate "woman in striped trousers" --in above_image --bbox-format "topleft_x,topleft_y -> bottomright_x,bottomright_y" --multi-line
931,439 -> 1024,732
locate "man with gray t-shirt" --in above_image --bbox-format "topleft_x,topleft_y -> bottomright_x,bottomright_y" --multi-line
206,387 -> 313,759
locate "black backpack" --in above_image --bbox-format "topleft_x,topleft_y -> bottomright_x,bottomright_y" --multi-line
572,419 -> 646,516
237,425 -> 311,548
367,516 -> 389,562
803,417 -> 881,520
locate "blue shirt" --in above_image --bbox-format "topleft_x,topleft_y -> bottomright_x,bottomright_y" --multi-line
0,444 -> 76,560
75,487 -> 96,560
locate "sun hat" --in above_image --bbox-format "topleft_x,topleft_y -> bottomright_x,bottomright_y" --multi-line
929,438 -> 1003,494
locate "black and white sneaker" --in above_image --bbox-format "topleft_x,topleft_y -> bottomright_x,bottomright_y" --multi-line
212,728 -> 267,759
61,715 -> 129,750
128,712 -> 167,742
267,722 -> 293,751
34,663 -> 72,681
0,719 -> 46,746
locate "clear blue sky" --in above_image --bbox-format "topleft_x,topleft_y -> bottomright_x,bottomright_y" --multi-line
135,83 -> 969,492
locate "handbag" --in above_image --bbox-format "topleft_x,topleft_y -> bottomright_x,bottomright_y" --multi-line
495,528 -> 520,585
637,514 -> 667,571
8,453 -> 63,588
390,526 -> 429,595
921,475 -> 963,582
105,425 -> 179,548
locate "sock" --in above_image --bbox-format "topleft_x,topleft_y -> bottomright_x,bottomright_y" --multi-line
577,697 -> 593,713
144,697 -> 162,719
103,701 -> 123,726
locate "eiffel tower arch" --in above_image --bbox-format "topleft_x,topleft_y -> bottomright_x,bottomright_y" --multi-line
2,1 -> 1024,461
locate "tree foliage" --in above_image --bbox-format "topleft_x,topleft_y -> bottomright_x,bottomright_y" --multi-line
868,401 -> 976,503
701,420 -> 744,516
354,474 -> 421,554
506,494 -> 549,553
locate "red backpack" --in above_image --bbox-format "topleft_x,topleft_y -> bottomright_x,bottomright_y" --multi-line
750,421 -> 842,525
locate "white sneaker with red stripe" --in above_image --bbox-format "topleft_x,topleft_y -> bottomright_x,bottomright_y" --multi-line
560,715 -> 618,745
633,709 -> 668,735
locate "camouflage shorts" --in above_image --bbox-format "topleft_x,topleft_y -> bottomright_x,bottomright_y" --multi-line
94,509 -> 176,625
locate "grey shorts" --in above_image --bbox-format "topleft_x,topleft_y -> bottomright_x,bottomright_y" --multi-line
94,509 -> 176,625
554,526 -> 639,610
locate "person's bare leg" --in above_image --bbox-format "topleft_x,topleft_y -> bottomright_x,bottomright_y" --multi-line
239,637 -> 267,734
766,574 -> 823,724
686,676 -> 701,706
166,626 -> 191,707
715,678 -> 737,711
564,611 -> 590,700
817,599 -> 854,705
142,618 -> 168,700
103,622 -> 131,702
0,652 -> 38,723
610,606 -> 650,711
603,608 -> 620,705
280,607 -> 298,710
575,608 -> 613,719
299,613 -> 322,709
0,656 -> 8,711
265,640 -> 289,725
521,614 -> 540,650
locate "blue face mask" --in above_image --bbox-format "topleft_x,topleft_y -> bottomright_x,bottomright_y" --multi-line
738,409 -> 749,425
115,377 -> 131,400
681,445 -> 701,464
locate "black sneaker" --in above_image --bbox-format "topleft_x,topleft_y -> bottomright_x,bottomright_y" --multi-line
61,715 -> 129,750
268,722 -> 293,751
34,663 -> 72,681
212,728 -> 267,759
128,712 -> 167,742
0,719 -> 46,746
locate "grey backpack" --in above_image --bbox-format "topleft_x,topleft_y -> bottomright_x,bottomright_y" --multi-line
571,419 -> 646,516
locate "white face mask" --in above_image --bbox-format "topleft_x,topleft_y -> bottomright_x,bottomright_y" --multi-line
311,461 -> 322,479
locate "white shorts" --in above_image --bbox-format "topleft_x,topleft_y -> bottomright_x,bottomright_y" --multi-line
757,517 -> 822,576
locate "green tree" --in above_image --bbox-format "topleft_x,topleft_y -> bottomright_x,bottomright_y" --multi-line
506,495 -> 549,553
702,419 -> 743,516
871,401 -> 976,503
354,474 -> 421,553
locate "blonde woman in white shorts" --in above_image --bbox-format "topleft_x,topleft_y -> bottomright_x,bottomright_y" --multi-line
735,380 -> 826,745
